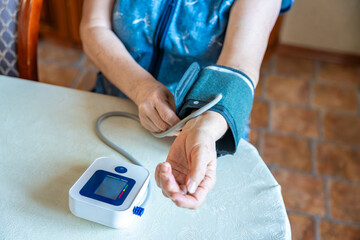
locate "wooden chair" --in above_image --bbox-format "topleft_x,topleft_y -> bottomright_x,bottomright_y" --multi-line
0,0 -> 43,81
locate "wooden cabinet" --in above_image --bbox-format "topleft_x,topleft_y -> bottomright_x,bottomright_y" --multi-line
39,0 -> 84,47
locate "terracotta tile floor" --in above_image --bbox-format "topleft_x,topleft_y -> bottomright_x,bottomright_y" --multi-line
37,40 -> 99,90
37,40 -> 360,240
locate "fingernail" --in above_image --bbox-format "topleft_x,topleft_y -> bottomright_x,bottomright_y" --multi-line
161,163 -> 169,172
187,179 -> 197,194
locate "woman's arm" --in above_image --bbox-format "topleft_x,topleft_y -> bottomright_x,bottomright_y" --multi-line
217,0 -> 282,87
155,0 -> 282,209
81,0 -> 179,133
81,0 -> 146,102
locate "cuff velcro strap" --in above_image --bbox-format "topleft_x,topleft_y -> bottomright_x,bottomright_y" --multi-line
174,62 -> 254,156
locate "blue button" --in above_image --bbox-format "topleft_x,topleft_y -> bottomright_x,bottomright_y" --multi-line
115,166 -> 127,174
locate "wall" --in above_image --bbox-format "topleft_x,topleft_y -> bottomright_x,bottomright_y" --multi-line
280,0 -> 360,55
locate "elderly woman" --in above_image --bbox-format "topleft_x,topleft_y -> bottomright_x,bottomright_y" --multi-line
80,0 -> 294,209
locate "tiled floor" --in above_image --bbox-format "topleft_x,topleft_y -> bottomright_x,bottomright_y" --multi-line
37,40 -> 99,91
37,39 -> 360,240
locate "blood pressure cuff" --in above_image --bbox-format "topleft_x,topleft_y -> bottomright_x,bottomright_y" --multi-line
174,62 -> 255,157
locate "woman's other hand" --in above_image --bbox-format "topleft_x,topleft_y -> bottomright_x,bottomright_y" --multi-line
134,78 -> 180,133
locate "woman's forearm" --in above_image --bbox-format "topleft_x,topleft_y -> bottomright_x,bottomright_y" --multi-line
217,0 -> 282,87
81,27 -> 156,102
80,0 -> 156,103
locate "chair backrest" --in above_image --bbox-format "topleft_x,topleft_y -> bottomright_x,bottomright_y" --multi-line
0,0 -> 42,81
0,0 -> 20,77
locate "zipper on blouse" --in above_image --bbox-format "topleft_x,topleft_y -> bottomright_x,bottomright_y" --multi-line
148,0 -> 178,79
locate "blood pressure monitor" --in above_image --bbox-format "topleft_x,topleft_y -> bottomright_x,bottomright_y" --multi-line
69,157 -> 150,228
67,83 -> 221,228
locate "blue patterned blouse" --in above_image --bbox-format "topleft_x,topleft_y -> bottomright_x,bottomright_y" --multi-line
95,0 -> 294,95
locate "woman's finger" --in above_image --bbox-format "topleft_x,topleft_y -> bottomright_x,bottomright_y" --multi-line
155,164 -> 161,187
139,113 -> 158,132
170,172 -> 215,209
166,91 -> 177,111
186,144 -> 215,194
169,186 -> 206,209
158,162 -> 182,197
146,106 -> 170,132
155,101 -> 180,127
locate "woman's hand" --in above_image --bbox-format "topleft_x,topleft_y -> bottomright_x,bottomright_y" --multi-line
134,79 -> 180,133
155,111 -> 228,209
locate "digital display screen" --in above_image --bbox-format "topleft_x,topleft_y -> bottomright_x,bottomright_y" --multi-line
94,175 -> 127,200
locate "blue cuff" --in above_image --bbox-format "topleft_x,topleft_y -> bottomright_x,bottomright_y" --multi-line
174,63 -> 255,156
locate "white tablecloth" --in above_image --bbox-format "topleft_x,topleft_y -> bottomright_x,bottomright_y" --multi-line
0,76 -> 290,239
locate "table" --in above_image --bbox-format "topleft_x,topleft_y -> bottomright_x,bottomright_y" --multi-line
0,76 -> 291,239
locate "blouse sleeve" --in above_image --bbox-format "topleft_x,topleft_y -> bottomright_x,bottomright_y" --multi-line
280,0 -> 295,14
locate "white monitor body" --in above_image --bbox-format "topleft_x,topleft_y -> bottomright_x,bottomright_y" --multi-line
69,157 -> 150,228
